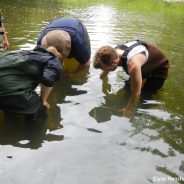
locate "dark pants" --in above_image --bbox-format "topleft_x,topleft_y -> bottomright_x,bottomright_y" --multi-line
142,67 -> 168,93
25,105 -> 47,120
0,91 -> 47,120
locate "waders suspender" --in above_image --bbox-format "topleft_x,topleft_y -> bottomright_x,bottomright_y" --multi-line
120,40 -> 148,72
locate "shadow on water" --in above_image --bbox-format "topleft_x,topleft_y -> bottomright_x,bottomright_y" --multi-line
0,109 -> 64,149
89,75 -> 184,179
0,0 -> 184,183
89,77 -> 158,123
89,76 -> 184,155
0,60 -> 89,149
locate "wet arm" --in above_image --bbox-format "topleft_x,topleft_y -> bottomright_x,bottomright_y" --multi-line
40,84 -> 53,109
123,60 -> 142,117
2,23 -> 9,50
100,70 -> 109,79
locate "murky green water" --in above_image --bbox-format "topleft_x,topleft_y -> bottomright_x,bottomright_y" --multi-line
0,0 -> 184,183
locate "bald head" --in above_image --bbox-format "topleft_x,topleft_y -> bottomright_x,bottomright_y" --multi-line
41,30 -> 71,58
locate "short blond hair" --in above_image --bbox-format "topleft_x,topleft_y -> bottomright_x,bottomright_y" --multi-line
93,46 -> 117,69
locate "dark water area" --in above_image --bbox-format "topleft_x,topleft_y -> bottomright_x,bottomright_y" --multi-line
0,0 -> 184,183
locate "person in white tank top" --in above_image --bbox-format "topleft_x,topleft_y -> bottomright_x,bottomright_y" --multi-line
93,40 -> 169,117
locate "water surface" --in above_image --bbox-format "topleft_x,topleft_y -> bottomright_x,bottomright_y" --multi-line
0,0 -> 184,183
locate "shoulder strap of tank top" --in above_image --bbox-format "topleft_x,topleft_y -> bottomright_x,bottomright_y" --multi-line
122,41 -> 138,60
118,40 -> 148,73
121,40 -> 148,62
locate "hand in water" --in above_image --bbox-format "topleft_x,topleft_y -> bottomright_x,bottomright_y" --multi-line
43,101 -> 50,109
122,107 -> 133,118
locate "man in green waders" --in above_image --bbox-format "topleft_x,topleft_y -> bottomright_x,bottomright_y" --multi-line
0,31 -> 71,120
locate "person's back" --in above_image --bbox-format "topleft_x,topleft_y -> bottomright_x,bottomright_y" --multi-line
0,51 -> 41,95
37,18 -> 91,65
37,18 -> 82,44
0,46 -> 61,117
141,43 -> 169,77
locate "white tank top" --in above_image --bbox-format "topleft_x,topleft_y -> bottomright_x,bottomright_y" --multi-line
124,41 -> 149,64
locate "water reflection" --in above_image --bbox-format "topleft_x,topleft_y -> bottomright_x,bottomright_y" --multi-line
87,6 -> 118,48
0,0 -> 184,183
89,71 -> 165,123
0,110 -> 63,149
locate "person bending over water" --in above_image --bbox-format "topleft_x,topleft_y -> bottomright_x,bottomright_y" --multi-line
0,45 -> 63,120
93,40 -> 169,117
37,18 -> 91,75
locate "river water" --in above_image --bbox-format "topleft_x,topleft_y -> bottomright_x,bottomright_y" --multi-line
0,0 -> 184,183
